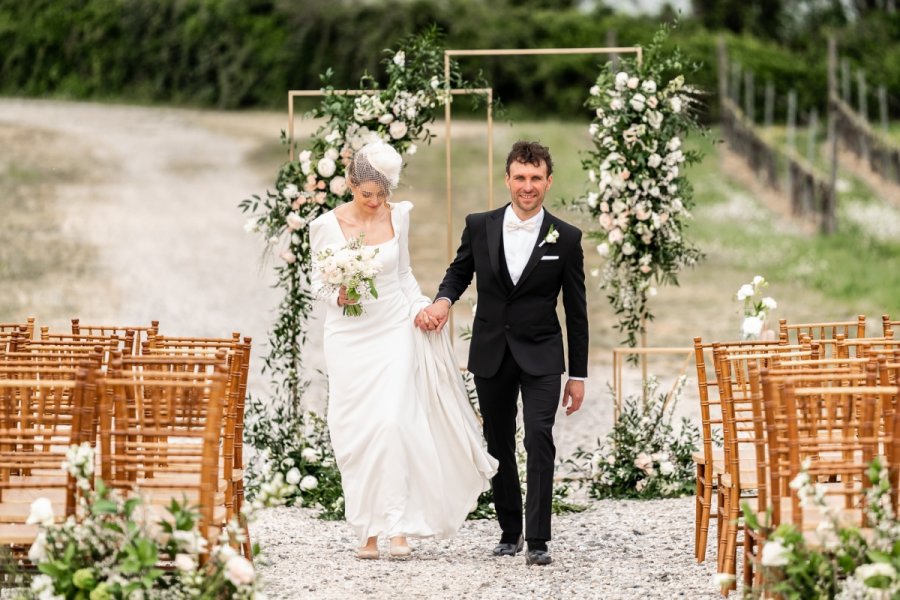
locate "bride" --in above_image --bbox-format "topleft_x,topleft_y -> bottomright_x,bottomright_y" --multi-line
309,141 -> 497,559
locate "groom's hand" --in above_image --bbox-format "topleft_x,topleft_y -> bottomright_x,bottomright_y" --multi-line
423,299 -> 451,332
561,379 -> 584,416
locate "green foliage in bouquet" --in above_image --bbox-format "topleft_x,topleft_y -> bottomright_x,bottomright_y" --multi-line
243,395 -> 345,521
574,377 -> 698,499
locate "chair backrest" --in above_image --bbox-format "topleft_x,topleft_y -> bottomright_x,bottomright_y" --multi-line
778,316 -> 867,357
0,318 -> 35,339
96,366 -> 228,547
71,319 -> 159,356
884,315 -> 900,338
0,371 -> 93,517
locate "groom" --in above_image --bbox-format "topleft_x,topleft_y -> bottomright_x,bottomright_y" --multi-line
419,140 -> 588,566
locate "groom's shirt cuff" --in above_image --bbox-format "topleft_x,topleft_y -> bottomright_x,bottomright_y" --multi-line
568,376 -> 586,381
436,296 -> 453,306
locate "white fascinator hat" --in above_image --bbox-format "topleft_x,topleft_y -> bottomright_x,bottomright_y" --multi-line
349,141 -> 403,192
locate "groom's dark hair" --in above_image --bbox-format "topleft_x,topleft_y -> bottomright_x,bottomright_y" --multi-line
505,140 -> 553,177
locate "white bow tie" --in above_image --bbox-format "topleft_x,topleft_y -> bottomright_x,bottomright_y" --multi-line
505,219 -> 536,232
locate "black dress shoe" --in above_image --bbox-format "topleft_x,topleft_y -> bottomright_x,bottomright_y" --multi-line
492,534 -> 524,556
525,549 -> 553,566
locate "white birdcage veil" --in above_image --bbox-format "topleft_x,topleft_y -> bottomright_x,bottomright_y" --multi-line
347,141 -> 402,194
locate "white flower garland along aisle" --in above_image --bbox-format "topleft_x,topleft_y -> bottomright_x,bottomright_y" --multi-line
578,26 -> 705,348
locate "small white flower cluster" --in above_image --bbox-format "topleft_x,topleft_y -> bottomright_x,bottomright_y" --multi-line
735,275 -> 777,339
62,442 -> 94,491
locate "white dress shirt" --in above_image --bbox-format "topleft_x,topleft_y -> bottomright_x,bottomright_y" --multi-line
503,205 -> 543,285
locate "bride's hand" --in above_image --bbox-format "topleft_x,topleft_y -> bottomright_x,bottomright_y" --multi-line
414,309 -> 436,331
337,286 -> 358,307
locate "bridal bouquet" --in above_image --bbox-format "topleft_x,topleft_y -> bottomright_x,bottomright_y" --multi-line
315,235 -> 383,316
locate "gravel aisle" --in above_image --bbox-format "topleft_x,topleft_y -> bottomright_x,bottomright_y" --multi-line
252,498 -> 718,600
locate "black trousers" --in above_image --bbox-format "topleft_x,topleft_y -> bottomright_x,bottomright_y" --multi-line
474,344 -> 560,544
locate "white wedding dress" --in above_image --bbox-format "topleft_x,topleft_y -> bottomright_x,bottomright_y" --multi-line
309,201 -> 497,544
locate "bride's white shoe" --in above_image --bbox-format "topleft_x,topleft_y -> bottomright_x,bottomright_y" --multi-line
389,537 -> 411,559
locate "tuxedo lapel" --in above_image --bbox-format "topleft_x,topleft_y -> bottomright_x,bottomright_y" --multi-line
511,211 -> 555,295
485,206 -> 505,286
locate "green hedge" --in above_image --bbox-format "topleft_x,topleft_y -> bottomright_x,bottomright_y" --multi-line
1,0 -> 897,120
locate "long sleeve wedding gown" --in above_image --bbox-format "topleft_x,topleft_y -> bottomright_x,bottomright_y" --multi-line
309,201 -> 497,544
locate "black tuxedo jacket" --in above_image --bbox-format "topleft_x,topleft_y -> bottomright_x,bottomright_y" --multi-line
436,204 -> 589,379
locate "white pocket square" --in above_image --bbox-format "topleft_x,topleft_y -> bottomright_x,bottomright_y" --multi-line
540,256 -> 559,261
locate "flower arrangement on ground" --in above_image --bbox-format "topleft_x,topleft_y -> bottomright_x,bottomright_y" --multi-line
574,376 -> 698,499
577,24 -> 706,349
739,457 -> 900,599
15,444 -> 291,600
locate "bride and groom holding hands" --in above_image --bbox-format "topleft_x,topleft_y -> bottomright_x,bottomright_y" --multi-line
309,139 -> 588,566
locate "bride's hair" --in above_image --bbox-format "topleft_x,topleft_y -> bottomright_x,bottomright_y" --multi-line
348,141 -> 402,194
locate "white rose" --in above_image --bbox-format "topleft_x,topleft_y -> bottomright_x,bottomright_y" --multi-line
280,249 -> 296,264
614,71 -> 629,90
324,148 -> 339,162
659,461 -> 675,476
596,242 -> 610,257
300,475 -> 318,491
856,562 -> 896,584
589,85 -> 601,96
407,143 -> 417,155
736,284 -> 755,300
641,80 -> 657,94
627,76 -> 639,89
392,50 -> 405,68
286,212 -> 305,231
667,136 -> 682,151
329,176 -> 348,196
301,447 -> 320,463
26,498 -> 55,526
324,130 -> 341,145
389,121 -> 408,140
174,553 -> 197,572
588,123 -> 600,136
378,113 -> 394,124
742,316 -> 763,338
598,213 -> 613,231
608,228 -> 624,244
762,297 -> 777,310
285,467 -> 302,485
646,110 -> 663,129
648,153 -> 662,168
629,93 -> 646,112
225,555 -> 255,587
317,157 -> 336,178
610,98 -> 624,111
622,242 -> 635,256
670,96 -> 683,113
760,539 -> 790,567
282,183 -> 300,199
298,150 -> 312,163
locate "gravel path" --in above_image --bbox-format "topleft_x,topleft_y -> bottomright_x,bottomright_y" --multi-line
251,498 -> 719,599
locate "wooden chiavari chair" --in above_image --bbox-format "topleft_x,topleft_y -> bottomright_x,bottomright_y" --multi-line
778,315 -> 867,358
0,371 -> 93,554
0,317 -> 35,339
95,365 -> 228,554
692,337 -> 798,565
143,333 -> 254,558
71,319 -> 159,357
883,314 -> 900,337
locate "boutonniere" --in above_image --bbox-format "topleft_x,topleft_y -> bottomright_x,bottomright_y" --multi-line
539,224 -> 559,247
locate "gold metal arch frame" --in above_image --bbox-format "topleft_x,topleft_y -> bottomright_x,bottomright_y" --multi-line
286,88 -> 493,162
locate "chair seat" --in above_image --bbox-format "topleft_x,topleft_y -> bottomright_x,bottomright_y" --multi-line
692,451 -> 724,465
0,523 -> 39,545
